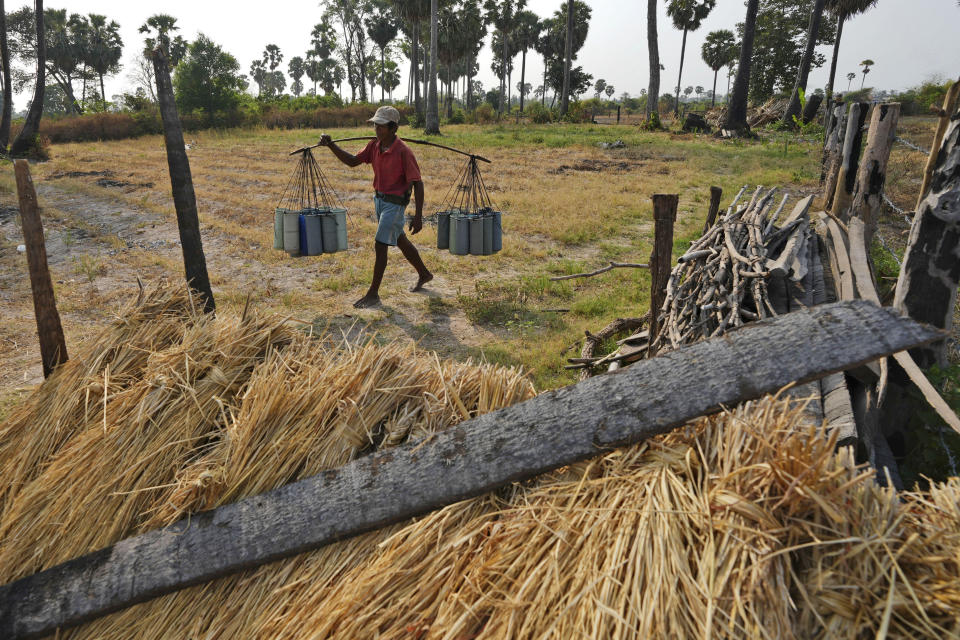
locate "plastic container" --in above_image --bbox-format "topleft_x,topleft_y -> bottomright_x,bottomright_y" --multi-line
436,210 -> 450,250
469,216 -> 484,255
482,214 -> 493,255
274,208 -> 288,250
492,211 -> 503,253
330,208 -> 348,251
283,211 -> 301,256
302,212 -> 324,255
450,213 -> 469,255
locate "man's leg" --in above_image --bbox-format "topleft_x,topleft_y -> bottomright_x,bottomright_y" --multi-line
354,241 -> 389,308
397,234 -> 433,292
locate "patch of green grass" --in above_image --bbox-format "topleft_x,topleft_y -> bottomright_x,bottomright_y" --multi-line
72,254 -> 105,282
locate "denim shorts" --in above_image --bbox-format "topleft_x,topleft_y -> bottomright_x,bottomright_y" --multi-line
374,196 -> 407,246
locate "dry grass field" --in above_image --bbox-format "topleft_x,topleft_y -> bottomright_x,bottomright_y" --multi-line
0,118 -> 939,419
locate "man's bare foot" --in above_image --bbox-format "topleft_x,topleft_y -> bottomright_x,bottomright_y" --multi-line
353,295 -> 381,309
411,272 -> 433,292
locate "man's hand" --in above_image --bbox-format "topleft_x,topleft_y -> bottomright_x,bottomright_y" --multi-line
408,214 -> 423,235
318,134 -> 332,147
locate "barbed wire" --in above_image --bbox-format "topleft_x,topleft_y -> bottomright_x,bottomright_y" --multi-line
882,193 -> 914,225
894,136 -> 932,155
876,232 -> 903,267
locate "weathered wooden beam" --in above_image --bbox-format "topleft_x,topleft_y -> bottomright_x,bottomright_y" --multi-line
151,47 -> 215,314
648,194 -> 678,352
702,185 -> 723,234
850,103 -> 900,243
830,102 -> 868,219
916,76 -> 960,211
13,160 -> 67,377
0,301 -> 943,640
822,98 -> 847,191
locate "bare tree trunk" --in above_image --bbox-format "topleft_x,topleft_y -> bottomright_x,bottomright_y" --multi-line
425,0 -> 440,134
412,24 -> 422,118
0,0 -> 11,151
710,68 -> 717,107
723,0 -> 759,133
645,0 -> 660,123
674,27 -> 688,117
560,0 -> 573,115
151,47 -> 216,314
823,14 -> 845,136
519,48 -> 527,116
10,0 -> 44,158
499,29 -> 507,116
782,0 -> 825,127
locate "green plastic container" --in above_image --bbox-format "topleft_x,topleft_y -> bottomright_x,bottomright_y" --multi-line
469,216 -> 484,255
492,211 -> 503,253
274,208 -> 289,250
283,211 -> 301,256
450,213 -> 469,255
331,208 -> 348,251
436,210 -> 450,250
482,214 -> 493,255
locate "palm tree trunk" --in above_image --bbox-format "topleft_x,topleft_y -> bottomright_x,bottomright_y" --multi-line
500,30 -> 507,116
674,27 -> 688,117
100,73 -> 107,109
381,48 -> 385,102
645,0 -> 660,123
0,0 -> 13,152
542,56 -> 547,106
425,0 -> 440,134
782,0 -> 825,127
723,0 -> 759,133
824,14 -> 845,133
711,69 -> 717,107
11,0 -> 44,158
519,48 -> 527,114
560,0 -> 574,115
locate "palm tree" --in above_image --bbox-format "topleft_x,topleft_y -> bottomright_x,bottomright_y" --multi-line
560,0 -> 573,115
846,71 -> 855,91
288,56 -> 305,97
512,9 -> 540,115
781,0 -> 826,127
723,0 -> 759,133
859,58 -> 873,89
139,14 -> 187,65
823,0 -> 877,119
392,0 -> 429,119
701,29 -> 734,107
425,0 -> 440,133
86,14 -> 123,109
366,7 -> 398,102
666,0 -> 716,117
0,0 -> 14,152
484,0 -> 526,117
11,0 -> 44,158
645,0 -> 660,124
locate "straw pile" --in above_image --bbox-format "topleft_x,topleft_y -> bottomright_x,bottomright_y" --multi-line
2,285 -> 960,639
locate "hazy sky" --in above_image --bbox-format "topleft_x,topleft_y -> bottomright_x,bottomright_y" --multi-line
14,0 -> 960,109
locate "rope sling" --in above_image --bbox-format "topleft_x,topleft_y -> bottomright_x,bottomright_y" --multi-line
434,156 -> 503,256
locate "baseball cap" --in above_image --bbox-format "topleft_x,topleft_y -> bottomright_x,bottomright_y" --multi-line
368,106 -> 401,125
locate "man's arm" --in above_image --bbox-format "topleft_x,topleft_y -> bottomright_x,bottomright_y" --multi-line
408,180 -> 424,234
318,134 -> 362,167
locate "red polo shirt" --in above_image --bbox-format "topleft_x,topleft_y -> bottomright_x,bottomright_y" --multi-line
356,137 -> 422,197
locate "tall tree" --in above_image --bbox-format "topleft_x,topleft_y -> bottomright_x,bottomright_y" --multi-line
701,29 -> 735,107
781,0 -> 826,127
823,0 -> 877,124
139,14 -> 187,65
512,9 -> 540,115
288,55 -> 305,96
249,59 -> 266,96
323,0 -> 375,102
845,71 -> 855,90
425,0 -> 439,133
0,0 -> 13,152
86,14 -> 123,109
485,0 -> 526,116
666,0 -> 716,117
723,0 -> 759,132
366,4 -> 398,102
535,1 -> 589,109
174,33 -> 245,124
859,57 -> 872,89
10,0 -> 43,158
646,0 -> 660,123
393,0 -> 429,119
559,0 -> 573,115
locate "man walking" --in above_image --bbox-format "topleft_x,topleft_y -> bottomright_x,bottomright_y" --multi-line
318,106 -> 433,308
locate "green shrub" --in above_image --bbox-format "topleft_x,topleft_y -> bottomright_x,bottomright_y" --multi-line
525,102 -> 552,124
473,103 -> 495,124
564,101 -> 592,123
447,108 -> 466,124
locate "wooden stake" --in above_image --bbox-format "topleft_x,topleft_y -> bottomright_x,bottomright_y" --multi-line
13,160 -> 67,377
702,185 -> 722,234
0,301 -> 942,640
649,194 -> 678,352
151,47 -> 215,314
821,97 -> 846,189
829,102 -> 867,219
916,77 -> 960,211
850,103 -> 899,243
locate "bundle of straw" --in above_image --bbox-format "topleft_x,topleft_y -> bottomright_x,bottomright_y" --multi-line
2,285 -> 959,639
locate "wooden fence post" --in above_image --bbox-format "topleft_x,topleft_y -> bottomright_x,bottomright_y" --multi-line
893,102 -> 960,369
13,160 -> 67,377
151,47 -> 215,314
702,186 -> 723,234
649,194 -> 678,352
829,101 -> 868,218
821,96 -> 846,188
916,76 -> 960,211
850,102 -> 899,244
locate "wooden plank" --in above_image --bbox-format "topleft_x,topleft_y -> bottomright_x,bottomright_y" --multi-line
916,76 -> 960,211
648,194 -> 678,352
13,160 -> 67,377
702,185 -> 723,234
850,103 -> 900,243
830,102 -> 868,220
0,301 -> 944,640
